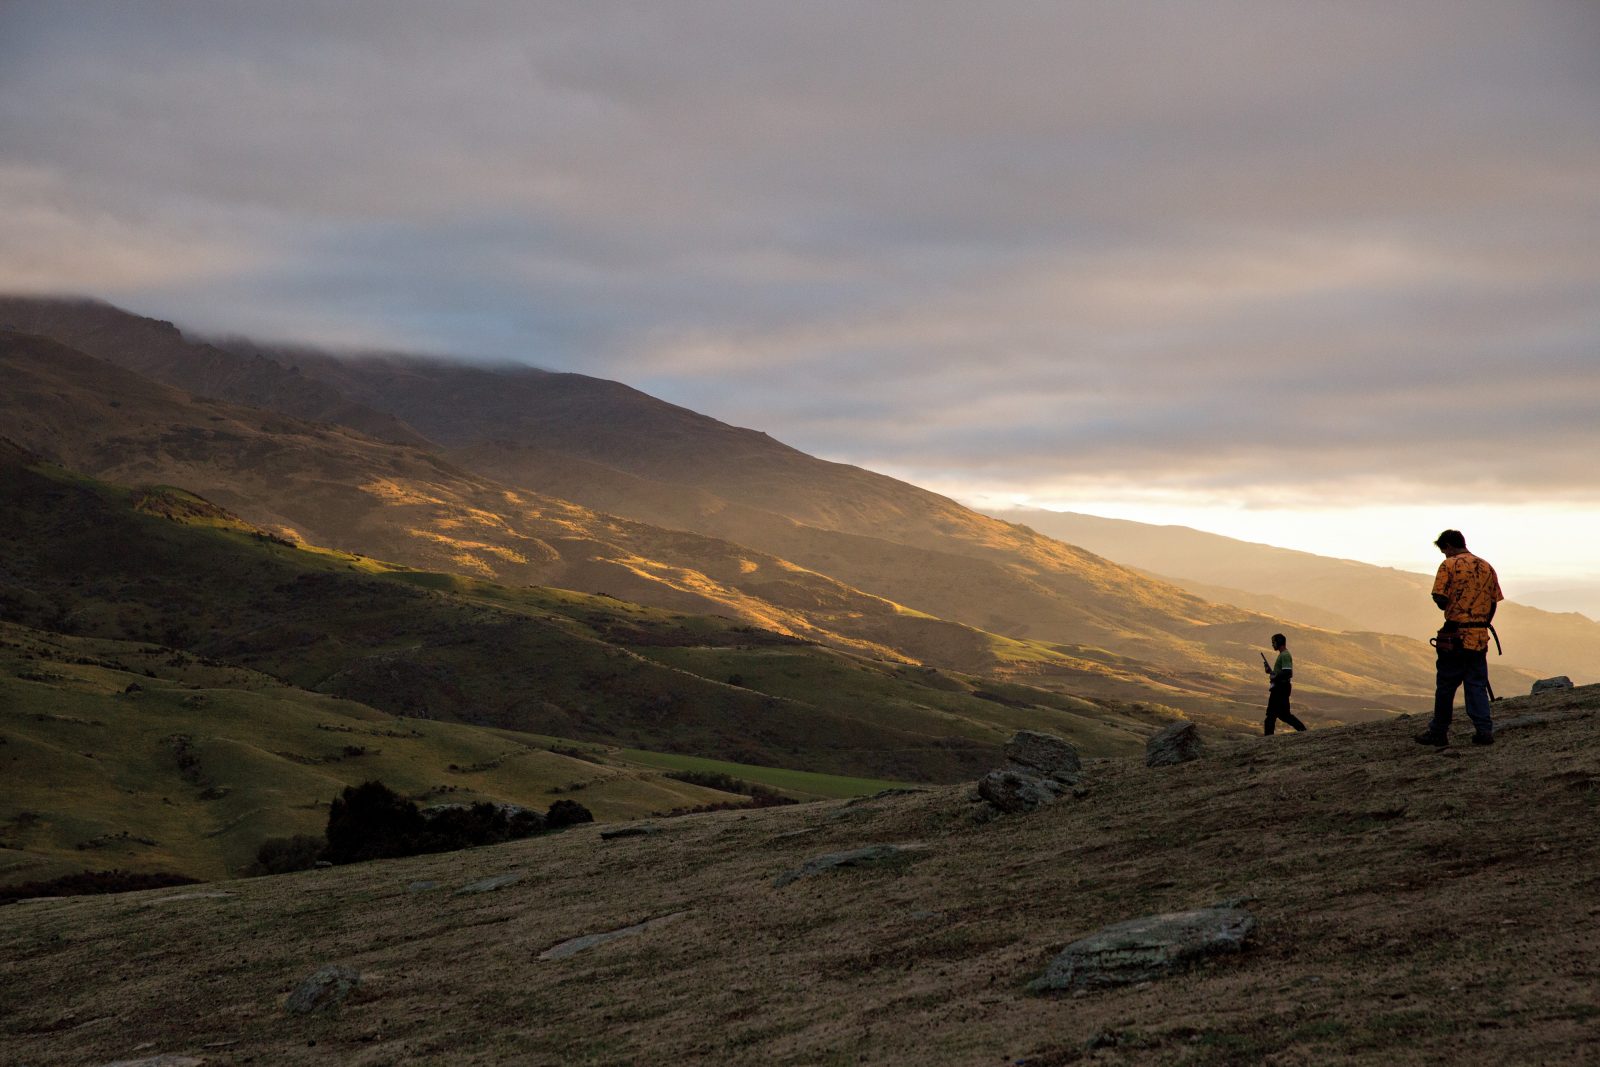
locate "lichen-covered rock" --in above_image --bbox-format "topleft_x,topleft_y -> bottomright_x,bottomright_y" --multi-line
283,964 -> 360,1015
1145,721 -> 1204,767
1004,730 -> 1082,780
1531,676 -> 1573,695
977,768 -> 1065,814
1028,907 -> 1256,992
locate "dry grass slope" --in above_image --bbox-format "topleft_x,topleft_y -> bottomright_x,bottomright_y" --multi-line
4,685 -> 1596,1065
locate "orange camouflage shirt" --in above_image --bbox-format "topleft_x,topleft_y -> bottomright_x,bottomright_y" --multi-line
1432,551 -> 1503,651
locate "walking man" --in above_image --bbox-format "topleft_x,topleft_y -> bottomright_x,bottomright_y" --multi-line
1416,529 -> 1503,747
1263,632 -> 1306,735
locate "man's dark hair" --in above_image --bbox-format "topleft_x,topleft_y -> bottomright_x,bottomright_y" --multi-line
1271,633 -> 1286,648
1434,529 -> 1466,550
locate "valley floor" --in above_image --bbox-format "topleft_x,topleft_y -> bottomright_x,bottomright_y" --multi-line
4,687 -> 1599,1066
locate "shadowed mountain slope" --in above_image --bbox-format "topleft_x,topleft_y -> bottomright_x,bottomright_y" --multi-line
5,686 -> 1597,1064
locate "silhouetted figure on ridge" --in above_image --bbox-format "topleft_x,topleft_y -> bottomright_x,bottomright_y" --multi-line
1262,632 -> 1306,735
1416,529 -> 1502,747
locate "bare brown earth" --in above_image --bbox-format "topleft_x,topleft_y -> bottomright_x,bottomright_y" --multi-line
5,685 -> 1597,1066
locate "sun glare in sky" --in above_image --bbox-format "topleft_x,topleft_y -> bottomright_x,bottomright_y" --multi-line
957,490 -> 1600,619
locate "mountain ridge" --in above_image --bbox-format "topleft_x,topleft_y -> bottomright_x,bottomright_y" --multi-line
0,296 -> 1471,721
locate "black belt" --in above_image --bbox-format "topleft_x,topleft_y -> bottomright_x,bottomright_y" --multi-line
1443,620 -> 1502,655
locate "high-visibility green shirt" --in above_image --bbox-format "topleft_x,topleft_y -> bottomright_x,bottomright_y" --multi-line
1271,650 -> 1293,683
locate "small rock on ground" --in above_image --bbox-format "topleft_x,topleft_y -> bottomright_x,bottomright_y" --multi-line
1496,713 -> 1554,733
1531,676 -> 1573,694
773,843 -> 928,887
600,824 -> 661,840
1145,721 -> 1204,767
538,912 -> 689,960
1028,907 -> 1256,993
454,872 -> 524,895
283,964 -> 361,1015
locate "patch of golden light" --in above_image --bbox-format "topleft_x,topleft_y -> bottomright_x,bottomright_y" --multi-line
406,528 -> 530,566
447,553 -> 498,578
360,479 -> 445,507
454,506 -> 516,530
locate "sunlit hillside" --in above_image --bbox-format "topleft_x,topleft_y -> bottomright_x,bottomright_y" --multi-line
0,302 -> 1489,724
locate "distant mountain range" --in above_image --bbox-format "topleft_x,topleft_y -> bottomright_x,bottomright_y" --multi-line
991,509 -> 1598,685
1,296 -> 1482,725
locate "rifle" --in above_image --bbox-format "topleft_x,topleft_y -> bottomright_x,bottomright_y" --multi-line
1260,651 -> 1271,676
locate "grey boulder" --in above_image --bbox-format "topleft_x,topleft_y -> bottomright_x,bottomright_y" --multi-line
974,730 -> 1084,815
1005,730 -> 1082,779
978,768 -> 1066,814
1028,906 -> 1256,992
1145,721 -> 1204,767
283,964 -> 361,1015
1531,676 -> 1573,695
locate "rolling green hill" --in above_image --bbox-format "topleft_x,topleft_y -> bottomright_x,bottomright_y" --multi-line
0,620 -> 753,885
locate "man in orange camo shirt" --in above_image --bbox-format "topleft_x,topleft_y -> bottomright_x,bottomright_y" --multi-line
1415,529 -> 1502,747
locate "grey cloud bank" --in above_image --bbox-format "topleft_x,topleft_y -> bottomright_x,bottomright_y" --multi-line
2,0 -> 1598,508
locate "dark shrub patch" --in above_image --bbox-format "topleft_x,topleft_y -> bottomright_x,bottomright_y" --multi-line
665,770 -> 796,806
0,869 -> 199,905
243,834 -> 325,876
270,781 -> 585,871
323,780 -> 428,864
546,799 -> 594,830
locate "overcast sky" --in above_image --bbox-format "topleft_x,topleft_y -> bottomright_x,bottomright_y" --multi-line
3,2 -> 1598,602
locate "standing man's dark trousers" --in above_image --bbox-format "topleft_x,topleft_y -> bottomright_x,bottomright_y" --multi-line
1432,647 -> 1493,736
1265,681 -> 1306,735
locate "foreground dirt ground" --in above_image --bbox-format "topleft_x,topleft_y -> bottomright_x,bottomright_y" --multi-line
4,686 -> 1599,1066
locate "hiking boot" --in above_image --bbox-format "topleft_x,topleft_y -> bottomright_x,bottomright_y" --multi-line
1471,732 -> 1494,746
1414,729 -> 1448,747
